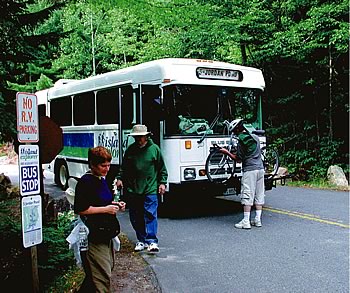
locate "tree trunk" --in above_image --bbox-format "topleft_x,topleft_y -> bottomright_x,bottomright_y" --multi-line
328,45 -> 333,141
91,13 -> 96,76
313,91 -> 320,142
240,42 -> 247,65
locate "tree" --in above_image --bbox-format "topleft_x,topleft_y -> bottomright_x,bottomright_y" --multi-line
6,0 -> 348,179
0,0 -> 64,141
256,0 -> 349,177
197,0 -> 348,177
52,0 -> 217,77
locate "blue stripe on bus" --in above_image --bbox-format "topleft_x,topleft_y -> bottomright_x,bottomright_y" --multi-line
63,133 -> 94,148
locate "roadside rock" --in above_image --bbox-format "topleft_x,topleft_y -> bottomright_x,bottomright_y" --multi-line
0,173 -> 19,200
327,165 -> 349,187
276,167 -> 289,178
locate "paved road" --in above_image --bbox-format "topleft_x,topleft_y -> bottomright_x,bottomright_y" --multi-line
0,162 -> 20,185
119,186 -> 349,293
2,163 -> 348,292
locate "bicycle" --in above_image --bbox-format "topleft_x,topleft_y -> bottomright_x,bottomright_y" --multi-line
205,119 -> 279,185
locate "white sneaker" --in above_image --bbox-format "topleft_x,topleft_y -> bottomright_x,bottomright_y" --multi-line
147,242 -> 160,253
234,219 -> 251,229
134,242 -> 147,251
251,219 -> 262,227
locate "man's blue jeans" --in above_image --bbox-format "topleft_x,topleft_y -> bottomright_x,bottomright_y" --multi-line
128,193 -> 158,244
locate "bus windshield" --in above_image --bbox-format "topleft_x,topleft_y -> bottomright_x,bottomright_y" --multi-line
163,85 -> 261,136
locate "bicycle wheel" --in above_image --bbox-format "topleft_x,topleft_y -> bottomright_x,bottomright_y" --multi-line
205,148 -> 236,184
261,146 -> 279,179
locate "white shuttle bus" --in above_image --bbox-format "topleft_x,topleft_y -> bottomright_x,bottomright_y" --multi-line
37,58 -> 266,197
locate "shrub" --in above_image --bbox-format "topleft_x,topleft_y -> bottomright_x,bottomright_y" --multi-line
0,195 -> 76,291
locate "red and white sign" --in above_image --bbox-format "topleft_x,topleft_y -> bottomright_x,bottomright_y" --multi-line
16,92 -> 39,142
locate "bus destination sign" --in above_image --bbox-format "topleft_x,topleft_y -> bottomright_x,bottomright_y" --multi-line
196,67 -> 243,81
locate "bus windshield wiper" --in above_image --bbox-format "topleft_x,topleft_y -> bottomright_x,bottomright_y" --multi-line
197,113 -> 221,144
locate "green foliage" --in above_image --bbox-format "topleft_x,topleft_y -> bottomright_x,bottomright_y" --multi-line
0,197 -> 76,291
0,0 -> 63,141
0,198 -> 21,243
47,267 -> 84,292
0,94 -> 16,142
287,177 -> 349,191
280,137 -> 344,179
7,80 -> 36,93
1,0 -> 348,180
0,198 -> 28,290
39,212 -> 76,289
36,73 -> 53,90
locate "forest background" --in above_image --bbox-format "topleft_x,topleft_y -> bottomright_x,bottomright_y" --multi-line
0,0 -> 349,180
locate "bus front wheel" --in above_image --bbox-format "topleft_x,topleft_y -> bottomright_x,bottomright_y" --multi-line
54,160 -> 69,190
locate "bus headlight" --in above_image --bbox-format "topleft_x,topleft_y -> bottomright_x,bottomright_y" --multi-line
184,168 -> 196,180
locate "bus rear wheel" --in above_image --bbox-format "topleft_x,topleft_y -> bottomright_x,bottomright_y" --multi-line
54,160 -> 69,190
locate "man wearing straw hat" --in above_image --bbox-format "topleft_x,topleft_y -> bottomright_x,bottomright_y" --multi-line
115,124 -> 168,253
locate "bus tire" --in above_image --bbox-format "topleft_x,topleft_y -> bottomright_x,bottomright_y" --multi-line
54,159 -> 69,190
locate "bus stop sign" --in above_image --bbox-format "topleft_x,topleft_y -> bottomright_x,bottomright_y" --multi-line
39,116 -> 63,164
19,145 -> 41,196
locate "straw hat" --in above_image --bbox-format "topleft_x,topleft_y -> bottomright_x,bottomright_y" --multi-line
129,124 -> 151,136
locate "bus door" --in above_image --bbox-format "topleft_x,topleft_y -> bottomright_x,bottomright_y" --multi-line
119,86 -> 134,162
141,85 -> 162,146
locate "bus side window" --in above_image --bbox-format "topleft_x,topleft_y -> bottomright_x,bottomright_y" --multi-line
121,86 -> 133,129
97,88 -> 119,125
133,87 -> 141,125
38,104 -> 46,117
73,92 -> 95,126
50,96 -> 72,126
141,85 -> 162,145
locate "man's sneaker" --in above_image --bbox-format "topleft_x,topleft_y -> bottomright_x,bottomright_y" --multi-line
134,242 -> 147,251
147,242 -> 160,253
234,219 -> 251,229
251,219 -> 262,227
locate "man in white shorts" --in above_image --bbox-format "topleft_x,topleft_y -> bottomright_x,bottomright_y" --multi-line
231,120 -> 265,229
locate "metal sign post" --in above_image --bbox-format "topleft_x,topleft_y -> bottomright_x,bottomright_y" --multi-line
16,92 -> 41,292
15,93 -> 64,292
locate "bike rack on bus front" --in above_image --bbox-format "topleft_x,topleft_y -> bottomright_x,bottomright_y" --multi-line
265,173 -> 294,191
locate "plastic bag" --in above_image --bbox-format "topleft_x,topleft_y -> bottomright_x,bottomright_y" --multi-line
112,236 -> 121,251
65,178 -> 78,205
66,216 -> 89,267
178,115 -> 213,135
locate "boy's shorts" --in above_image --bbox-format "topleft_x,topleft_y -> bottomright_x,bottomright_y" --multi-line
240,169 -> 265,206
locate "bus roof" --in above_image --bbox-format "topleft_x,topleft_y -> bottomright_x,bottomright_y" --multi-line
36,89 -> 48,105
47,58 -> 265,99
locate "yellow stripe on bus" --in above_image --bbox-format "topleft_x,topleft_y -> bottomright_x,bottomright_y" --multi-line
264,206 -> 350,229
